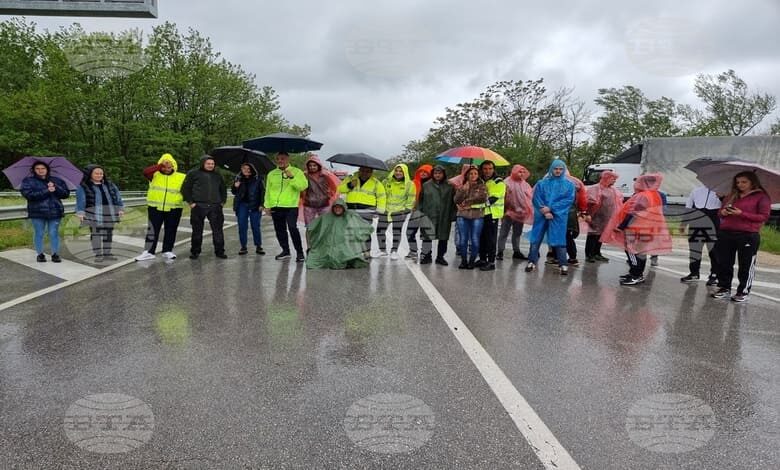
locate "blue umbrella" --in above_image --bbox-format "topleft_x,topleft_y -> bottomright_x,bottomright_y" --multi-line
243,132 -> 323,154
2,156 -> 84,190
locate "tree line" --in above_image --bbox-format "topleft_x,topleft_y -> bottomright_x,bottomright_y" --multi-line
395,70 -> 778,181
0,18 -> 308,190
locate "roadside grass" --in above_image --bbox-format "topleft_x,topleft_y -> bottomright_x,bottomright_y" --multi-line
761,225 -> 780,255
0,197 -> 26,207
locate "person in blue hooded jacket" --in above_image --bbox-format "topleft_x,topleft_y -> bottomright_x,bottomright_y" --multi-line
525,159 -> 576,275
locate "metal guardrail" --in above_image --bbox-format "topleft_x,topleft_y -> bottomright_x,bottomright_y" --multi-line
0,197 -> 149,222
0,191 -> 147,198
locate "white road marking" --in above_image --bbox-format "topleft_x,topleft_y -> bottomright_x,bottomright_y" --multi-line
651,265 -> 780,303
0,248 -> 99,281
110,235 -> 147,248
405,260 -> 581,470
0,223 -> 236,312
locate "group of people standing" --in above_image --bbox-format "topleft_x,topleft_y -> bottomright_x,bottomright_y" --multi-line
19,152 -> 772,302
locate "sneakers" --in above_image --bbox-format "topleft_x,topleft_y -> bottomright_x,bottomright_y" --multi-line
525,262 -> 536,272
620,275 -> 645,285
435,257 -> 448,266
680,274 -> 700,283
568,259 -> 579,267
135,251 -> 156,261
215,252 -> 228,259
474,259 -> 488,268
296,253 -> 305,263
512,252 -> 527,260
560,265 -> 568,276
51,253 -> 61,263
238,247 -> 248,255
378,251 -> 388,258
36,253 -> 46,262
730,293 -> 748,302
275,252 -> 291,260
711,288 -> 730,299
405,250 -> 418,260
705,275 -> 718,286
256,246 -> 266,255
479,262 -> 495,271
390,251 -> 399,260
162,252 -> 177,259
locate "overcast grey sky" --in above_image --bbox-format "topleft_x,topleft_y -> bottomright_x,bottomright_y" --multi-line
22,0 -> 780,159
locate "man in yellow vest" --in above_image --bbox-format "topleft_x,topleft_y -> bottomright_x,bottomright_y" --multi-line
264,152 -> 309,262
476,161 -> 506,271
338,166 -> 387,257
135,153 -> 186,261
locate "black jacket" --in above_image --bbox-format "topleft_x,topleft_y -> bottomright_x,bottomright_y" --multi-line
181,157 -> 227,205
20,175 -> 70,219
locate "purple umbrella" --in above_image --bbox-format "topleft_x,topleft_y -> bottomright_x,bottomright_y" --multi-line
2,156 -> 84,190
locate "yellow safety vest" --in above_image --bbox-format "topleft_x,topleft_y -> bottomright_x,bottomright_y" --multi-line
147,171 -> 185,211
338,176 -> 387,212
385,179 -> 415,215
484,178 -> 506,219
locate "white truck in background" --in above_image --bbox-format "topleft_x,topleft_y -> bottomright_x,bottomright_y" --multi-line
583,136 -> 780,205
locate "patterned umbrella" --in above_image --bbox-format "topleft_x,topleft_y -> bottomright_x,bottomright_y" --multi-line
435,146 -> 510,166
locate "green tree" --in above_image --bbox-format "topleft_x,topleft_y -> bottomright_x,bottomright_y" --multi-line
691,69 -> 776,136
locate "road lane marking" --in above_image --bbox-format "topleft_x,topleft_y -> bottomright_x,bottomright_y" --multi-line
405,260 -> 581,470
0,248 -> 99,281
0,223 -> 236,312
651,265 -> 780,303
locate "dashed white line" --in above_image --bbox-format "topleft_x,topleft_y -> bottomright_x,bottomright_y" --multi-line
405,260 -> 581,470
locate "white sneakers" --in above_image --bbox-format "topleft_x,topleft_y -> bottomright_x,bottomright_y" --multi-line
134,251 -> 156,261
390,251 -> 399,260
135,251 -> 176,261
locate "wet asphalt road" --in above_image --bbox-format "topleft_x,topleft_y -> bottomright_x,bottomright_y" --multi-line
0,223 -> 778,469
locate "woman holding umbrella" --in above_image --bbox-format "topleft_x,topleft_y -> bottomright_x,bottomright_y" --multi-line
76,165 -> 125,261
453,166 -> 488,269
19,161 -> 70,263
711,171 -> 771,302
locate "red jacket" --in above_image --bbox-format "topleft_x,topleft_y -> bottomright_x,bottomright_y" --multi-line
719,190 -> 771,233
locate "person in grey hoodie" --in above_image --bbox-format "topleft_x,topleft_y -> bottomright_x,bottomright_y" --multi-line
181,155 -> 227,259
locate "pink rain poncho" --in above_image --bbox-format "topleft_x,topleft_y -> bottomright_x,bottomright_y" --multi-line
600,173 -> 672,255
300,155 -> 340,224
585,171 -> 623,234
504,165 -> 534,224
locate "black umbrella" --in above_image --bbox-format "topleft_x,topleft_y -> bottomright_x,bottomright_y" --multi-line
242,132 -> 323,154
209,146 -> 275,175
326,153 -> 388,171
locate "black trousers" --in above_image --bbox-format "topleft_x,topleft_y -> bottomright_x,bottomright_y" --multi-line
271,207 -> 303,255
585,234 -> 603,258
144,207 -> 182,254
716,230 -> 760,294
479,215 -> 499,262
626,251 -> 647,278
190,203 -> 225,255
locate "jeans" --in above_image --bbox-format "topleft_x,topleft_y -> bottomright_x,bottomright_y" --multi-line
190,203 -> 225,255
270,207 -> 303,254
529,242 -> 566,266
497,218 -> 524,254
30,218 -> 61,254
456,217 -> 483,260
235,202 -> 262,248
144,207 -> 182,254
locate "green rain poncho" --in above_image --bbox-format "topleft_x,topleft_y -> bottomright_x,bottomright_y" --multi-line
306,200 -> 374,269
